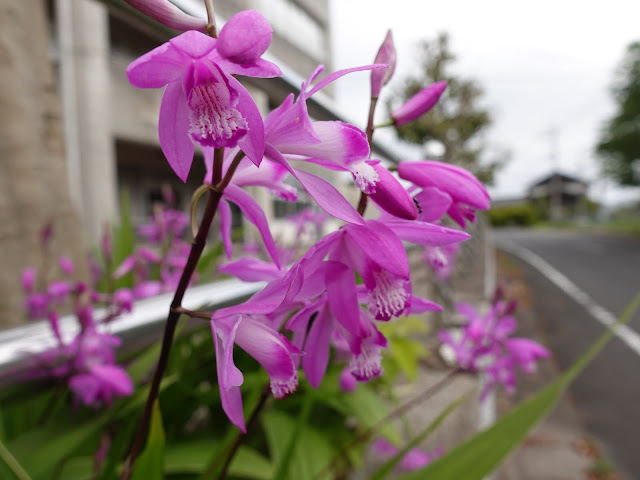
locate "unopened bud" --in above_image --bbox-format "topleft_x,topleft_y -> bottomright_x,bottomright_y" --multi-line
391,81 -> 447,126
124,0 -> 206,32
371,30 -> 396,98
217,10 -> 272,64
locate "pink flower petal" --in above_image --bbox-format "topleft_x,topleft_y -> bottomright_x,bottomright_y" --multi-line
218,199 -> 233,260
398,161 -> 490,210
227,75 -> 265,165
126,42 -> 187,88
383,220 -> 470,247
211,318 -> 246,432
223,185 -> 280,268
302,303 -> 333,388
266,145 -> 364,225
277,121 -> 369,169
158,82 -> 194,182
414,187 -> 452,222
169,30 -> 217,59
219,257 -> 283,282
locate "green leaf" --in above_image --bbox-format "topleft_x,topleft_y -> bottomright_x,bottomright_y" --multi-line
370,393 -> 470,480
131,400 -> 165,480
272,394 -> 313,480
110,189 -> 136,290
196,241 -> 225,274
388,338 -> 423,381
338,384 -> 401,444
398,292 -> 640,480
8,411 -> 110,479
56,456 -> 93,480
263,410 -> 335,480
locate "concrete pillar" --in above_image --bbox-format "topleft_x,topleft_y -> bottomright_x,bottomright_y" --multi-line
57,0 -> 118,242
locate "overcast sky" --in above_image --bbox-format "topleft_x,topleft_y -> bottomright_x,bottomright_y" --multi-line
329,0 -> 640,205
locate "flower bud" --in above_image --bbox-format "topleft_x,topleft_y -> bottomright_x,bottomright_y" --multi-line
124,0 -> 206,32
367,162 -> 418,220
217,11 -> 272,65
59,257 -> 75,275
391,81 -> 447,126
371,30 -> 396,98
21,267 -> 36,292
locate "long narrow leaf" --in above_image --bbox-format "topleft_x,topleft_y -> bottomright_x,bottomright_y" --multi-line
370,393 -> 470,480
131,400 -> 165,480
0,439 -> 32,480
398,291 -> 640,480
272,394 -> 314,480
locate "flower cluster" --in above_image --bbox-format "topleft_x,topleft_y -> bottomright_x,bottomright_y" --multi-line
114,191 -> 192,298
124,10 -> 496,431
439,288 -> 550,398
371,438 -> 443,472
21,239 -> 133,407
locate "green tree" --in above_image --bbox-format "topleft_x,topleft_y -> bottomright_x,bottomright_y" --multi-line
391,33 -> 506,184
596,41 -> 640,186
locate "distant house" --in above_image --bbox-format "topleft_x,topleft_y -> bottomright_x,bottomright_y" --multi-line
527,172 -> 588,221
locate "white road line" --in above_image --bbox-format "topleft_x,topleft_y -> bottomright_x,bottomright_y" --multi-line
498,240 -> 640,358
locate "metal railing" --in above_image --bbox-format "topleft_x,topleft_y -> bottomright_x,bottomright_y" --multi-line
0,279 -> 263,385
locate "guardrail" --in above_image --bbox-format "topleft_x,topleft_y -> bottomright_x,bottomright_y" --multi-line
0,279 -> 264,385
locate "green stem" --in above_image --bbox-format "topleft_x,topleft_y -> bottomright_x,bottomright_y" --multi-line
0,440 -> 32,480
374,119 -> 395,129
203,0 -> 218,38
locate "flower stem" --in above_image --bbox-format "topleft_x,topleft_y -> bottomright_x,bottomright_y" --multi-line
366,96 -> 378,146
203,0 -> 218,38
357,193 -> 368,216
215,151 -> 245,191
374,119 -> 395,129
119,151 -> 227,480
172,306 -> 214,321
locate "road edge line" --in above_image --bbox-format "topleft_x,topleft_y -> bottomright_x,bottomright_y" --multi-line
497,240 -> 640,357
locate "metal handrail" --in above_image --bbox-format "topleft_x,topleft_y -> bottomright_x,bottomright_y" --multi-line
0,279 -> 263,385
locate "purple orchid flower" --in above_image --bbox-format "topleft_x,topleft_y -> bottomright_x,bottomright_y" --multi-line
262,64 -> 389,224
398,160 -> 491,227
423,242 -> 460,282
210,314 -> 302,432
439,294 -> 549,398
126,11 -> 281,181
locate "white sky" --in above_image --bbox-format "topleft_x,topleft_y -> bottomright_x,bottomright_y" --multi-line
329,0 -> 640,205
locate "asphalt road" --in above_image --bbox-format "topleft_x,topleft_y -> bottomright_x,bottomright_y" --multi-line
494,228 -> 640,480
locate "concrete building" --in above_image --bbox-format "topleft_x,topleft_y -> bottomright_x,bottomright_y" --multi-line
47,0 -> 354,243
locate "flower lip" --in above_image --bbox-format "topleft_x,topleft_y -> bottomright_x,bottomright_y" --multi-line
186,60 -> 249,148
